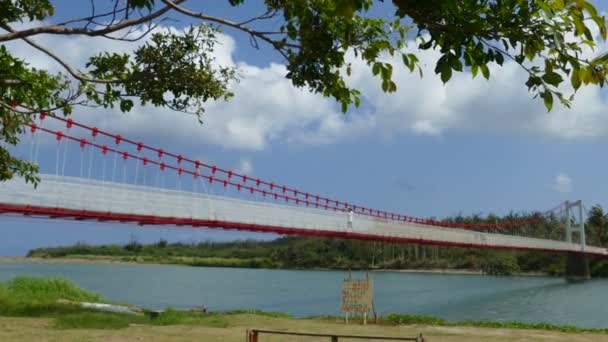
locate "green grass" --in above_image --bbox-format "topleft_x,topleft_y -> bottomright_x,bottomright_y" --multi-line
0,277 -> 105,317
1,277 -> 103,303
0,277 -> 241,330
223,309 -> 292,319
150,309 -> 229,327
0,277 -> 287,330
53,312 -> 148,330
383,314 -> 608,334
52,309 -> 230,330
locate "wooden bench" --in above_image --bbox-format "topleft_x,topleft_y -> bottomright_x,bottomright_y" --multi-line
246,329 -> 425,341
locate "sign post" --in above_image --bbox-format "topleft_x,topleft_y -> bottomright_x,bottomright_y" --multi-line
341,271 -> 374,324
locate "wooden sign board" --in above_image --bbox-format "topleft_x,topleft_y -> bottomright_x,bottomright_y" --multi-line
341,272 -> 373,315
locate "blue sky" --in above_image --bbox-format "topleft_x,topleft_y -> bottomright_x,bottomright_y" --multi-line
2,1 -> 608,255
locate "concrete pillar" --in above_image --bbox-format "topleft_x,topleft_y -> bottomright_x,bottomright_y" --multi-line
564,200 -> 590,280
579,203 -> 586,249
565,200 -> 572,243
566,252 -> 590,280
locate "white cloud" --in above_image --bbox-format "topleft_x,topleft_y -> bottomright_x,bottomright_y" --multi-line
553,173 -> 573,194
7,23 -> 608,152
6,25 -> 356,150
344,42 -> 608,141
235,158 -> 253,175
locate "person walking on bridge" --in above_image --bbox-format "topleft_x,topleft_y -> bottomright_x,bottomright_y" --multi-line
347,207 -> 354,231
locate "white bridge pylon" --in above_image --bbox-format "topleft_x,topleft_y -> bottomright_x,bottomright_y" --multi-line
0,175 -> 606,256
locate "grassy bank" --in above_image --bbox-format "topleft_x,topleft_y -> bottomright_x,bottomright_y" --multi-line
0,277 -> 233,328
381,314 -> 608,334
0,276 -> 607,337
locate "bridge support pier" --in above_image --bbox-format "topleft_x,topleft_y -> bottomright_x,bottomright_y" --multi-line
565,252 -> 590,280
563,200 -> 590,280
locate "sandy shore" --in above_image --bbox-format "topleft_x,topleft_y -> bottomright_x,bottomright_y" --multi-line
0,256 -> 549,277
0,256 -> 166,266
0,315 -> 605,342
0,257 -> 478,273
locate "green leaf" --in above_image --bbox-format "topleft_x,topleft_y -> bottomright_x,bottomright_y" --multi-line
389,81 -> 397,92
571,67 -> 581,90
401,54 -> 411,70
495,52 -> 504,66
471,64 -> 479,78
403,53 -> 418,72
450,54 -> 463,72
420,40 -> 433,50
372,63 -> 381,76
541,90 -> 553,111
408,54 -> 419,65
480,64 -> 490,80
579,67 -> 591,84
541,72 -> 563,87
119,99 -> 134,112
440,65 -> 452,84
128,0 -> 155,11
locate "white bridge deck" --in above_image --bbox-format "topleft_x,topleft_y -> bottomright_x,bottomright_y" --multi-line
1,175 -> 605,256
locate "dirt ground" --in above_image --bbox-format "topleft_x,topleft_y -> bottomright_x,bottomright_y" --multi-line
0,314 -> 606,342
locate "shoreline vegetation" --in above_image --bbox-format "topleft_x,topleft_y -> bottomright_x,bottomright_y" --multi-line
0,255 -> 484,274
2,256 -> 552,277
0,277 -> 607,338
22,235 -> 608,277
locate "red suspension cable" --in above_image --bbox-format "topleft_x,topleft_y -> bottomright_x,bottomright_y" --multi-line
30,115 -> 549,229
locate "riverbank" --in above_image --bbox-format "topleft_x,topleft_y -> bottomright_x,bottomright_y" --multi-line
2,314 -> 607,342
0,256 -> 549,276
1,277 -> 606,341
0,256 -> 170,266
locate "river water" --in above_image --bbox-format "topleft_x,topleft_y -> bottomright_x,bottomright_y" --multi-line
0,262 -> 606,328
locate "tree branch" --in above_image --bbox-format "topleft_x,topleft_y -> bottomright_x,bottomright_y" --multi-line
0,1 -> 185,43
85,0 -> 96,29
1,91 -> 88,115
0,79 -> 25,86
237,10 -> 279,26
159,0 -> 298,51
53,6 -> 127,27
102,17 -> 163,42
0,23 -> 117,85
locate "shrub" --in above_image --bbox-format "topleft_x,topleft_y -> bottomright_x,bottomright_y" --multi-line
4,277 -> 102,304
482,254 -> 520,276
152,309 -> 229,327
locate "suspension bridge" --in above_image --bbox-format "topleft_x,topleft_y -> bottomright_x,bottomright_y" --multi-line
0,113 -> 606,266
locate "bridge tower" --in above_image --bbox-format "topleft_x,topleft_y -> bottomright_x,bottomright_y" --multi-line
564,200 -> 590,280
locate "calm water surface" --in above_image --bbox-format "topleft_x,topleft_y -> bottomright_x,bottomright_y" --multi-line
0,263 -> 606,328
